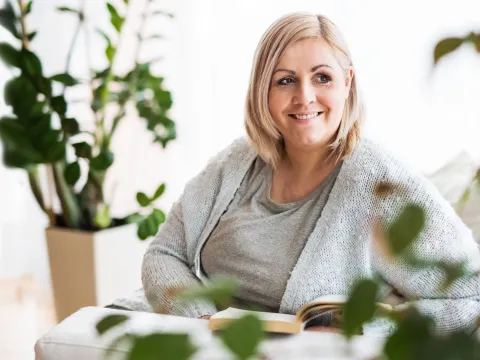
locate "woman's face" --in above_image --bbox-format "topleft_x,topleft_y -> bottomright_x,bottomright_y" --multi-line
268,38 -> 353,152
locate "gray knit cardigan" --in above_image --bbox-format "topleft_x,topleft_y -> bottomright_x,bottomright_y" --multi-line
114,137 -> 480,335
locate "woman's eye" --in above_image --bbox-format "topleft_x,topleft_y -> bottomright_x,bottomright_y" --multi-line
277,77 -> 294,86
316,74 -> 331,83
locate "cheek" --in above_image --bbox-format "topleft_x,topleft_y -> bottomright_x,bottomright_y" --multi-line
268,91 -> 286,116
322,89 -> 346,114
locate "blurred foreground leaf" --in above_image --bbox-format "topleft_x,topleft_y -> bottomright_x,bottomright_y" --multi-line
96,314 -> 129,335
128,333 -> 197,360
387,204 -> 425,255
434,37 -> 464,64
220,314 -> 265,360
343,279 -> 379,339
179,277 -> 238,309
384,309 -> 434,360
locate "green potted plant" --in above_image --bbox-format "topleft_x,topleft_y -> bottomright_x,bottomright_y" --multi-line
0,0 -> 176,321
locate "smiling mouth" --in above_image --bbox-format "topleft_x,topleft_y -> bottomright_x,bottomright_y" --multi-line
288,112 -> 323,120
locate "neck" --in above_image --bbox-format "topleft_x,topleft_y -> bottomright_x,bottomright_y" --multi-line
281,142 -> 335,177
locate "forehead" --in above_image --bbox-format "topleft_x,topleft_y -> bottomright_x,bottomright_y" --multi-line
275,37 -> 339,70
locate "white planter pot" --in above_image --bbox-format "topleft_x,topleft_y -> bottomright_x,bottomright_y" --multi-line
45,224 -> 148,322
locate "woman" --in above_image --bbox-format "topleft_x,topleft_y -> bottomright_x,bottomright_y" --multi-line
116,12 -> 480,335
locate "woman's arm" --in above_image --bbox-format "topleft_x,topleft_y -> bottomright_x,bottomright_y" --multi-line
141,196 -> 217,318
371,243 -> 480,335
370,176 -> 480,335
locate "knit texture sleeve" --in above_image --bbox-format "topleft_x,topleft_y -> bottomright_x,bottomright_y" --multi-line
141,137 -> 253,318
141,196 -> 218,318
370,165 -> 480,336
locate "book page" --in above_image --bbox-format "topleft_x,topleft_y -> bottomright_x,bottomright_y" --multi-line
211,307 -> 297,323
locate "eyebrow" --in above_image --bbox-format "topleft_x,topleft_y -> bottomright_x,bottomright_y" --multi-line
273,64 -> 333,75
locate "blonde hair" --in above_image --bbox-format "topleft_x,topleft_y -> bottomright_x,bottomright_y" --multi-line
245,12 -> 364,168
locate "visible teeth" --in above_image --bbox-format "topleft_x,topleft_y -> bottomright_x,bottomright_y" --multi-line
292,112 -> 319,120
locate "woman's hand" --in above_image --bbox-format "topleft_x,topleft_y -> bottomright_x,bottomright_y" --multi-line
305,326 -> 342,333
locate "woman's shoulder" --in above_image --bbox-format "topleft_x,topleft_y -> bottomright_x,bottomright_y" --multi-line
346,137 -> 454,210
184,136 -> 257,191
348,137 -> 425,186
348,137 -> 467,233
203,136 -> 257,172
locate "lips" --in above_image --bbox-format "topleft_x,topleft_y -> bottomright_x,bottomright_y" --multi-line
288,112 -> 323,120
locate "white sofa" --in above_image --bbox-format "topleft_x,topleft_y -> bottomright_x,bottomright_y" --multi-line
35,306 -> 385,360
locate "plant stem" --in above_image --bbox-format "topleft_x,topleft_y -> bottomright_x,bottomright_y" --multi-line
61,0 -> 86,95
81,1 -> 102,144
106,0 -> 151,143
97,0 -> 133,147
27,167 -> 55,222
17,0 -> 29,48
52,162 -> 81,228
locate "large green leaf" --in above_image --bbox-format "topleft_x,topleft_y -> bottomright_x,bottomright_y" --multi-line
35,75 -> 52,98
0,42 -> 20,67
50,73 -> 79,86
3,147 -> 34,168
38,129 -> 61,150
433,37 -> 464,65
25,1 -> 33,15
106,44 -> 115,63
72,141 -> 92,158
342,279 -> 379,339
154,89 -> 173,109
125,213 -> 144,224
0,116 -> 47,166
90,149 -> 114,171
178,277 -> 238,309
28,115 -> 51,137
4,75 -> 37,118
27,31 -> 37,42
106,3 -> 124,33
20,48 -> 42,75
387,204 -> 425,255
96,314 -> 129,335
0,117 -> 33,150
152,183 -> 166,201
151,208 -> 166,227
0,1 -> 20,39
127,333 -> 197,360
383,309 -> 434,360
61,118 -> 80,135
137,215 -> 157,240
136,192 -> 150,207
220,314 -> 265,360
64,161 -> 81,186
40,143 -> 65,163
50,96 -> 67,116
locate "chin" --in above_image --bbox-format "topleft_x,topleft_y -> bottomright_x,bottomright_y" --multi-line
292,137 -> 327,149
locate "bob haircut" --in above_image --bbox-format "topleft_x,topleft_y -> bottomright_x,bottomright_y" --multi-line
245,12 -> 364,168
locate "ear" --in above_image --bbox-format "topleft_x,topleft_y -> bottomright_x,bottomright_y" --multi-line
345,66 -> 354,99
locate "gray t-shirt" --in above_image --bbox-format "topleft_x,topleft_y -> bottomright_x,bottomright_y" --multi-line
201,157 -> 341,312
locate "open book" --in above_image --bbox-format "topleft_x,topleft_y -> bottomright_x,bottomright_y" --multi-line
208,295 -> 393,334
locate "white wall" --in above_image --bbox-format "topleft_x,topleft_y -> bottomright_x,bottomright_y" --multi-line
1,0 -> 480,293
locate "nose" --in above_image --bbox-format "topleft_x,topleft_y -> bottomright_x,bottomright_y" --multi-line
293,82 -> 316,105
